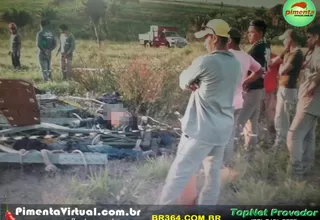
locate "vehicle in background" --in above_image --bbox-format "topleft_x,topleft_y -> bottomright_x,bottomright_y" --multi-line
138,25 -> 188,48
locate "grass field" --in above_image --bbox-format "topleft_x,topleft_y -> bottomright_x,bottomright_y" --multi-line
0,39 -> 319,205
0,0 -> 320,205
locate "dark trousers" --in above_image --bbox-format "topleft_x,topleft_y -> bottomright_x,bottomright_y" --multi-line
11,51 -> 21,69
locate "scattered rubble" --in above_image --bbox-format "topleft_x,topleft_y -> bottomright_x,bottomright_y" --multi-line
0,79 -> 181,174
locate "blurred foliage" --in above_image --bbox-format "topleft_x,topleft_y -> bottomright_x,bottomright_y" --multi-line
1,8 -> 33,28
0,1 -> 310,45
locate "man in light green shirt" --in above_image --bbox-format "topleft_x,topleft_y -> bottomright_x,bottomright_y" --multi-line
158,19 -> 242,205
287,24 -> 320,178
57,24 -> 76,80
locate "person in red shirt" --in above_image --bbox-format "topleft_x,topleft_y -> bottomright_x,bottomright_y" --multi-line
263,53 -> 280,136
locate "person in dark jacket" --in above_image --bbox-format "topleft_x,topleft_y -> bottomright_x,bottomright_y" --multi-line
36,18 -> 57,81
8,23 -> 21,70
56,24 -> 76,80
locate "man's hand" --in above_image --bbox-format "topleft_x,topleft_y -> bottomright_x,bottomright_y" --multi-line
305,81 -> 317,98
17,51 -> 20,57
188,83 -> 199,91
242,82 -> 249,92
44,49 -> 49,56
64,53 -> 69,59
269,56 -> 280,67
269,59 -> 275,67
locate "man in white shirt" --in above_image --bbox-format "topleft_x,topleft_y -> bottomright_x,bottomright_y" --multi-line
157,19 -> 242,205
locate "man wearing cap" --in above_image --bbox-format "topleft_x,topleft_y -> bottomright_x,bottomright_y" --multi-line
36,18 -> 57,81
223,27 -> 264,166
8,22 -> 21,70
287,24 -> 320,178
158,19 -> 242,205
236,19 -> 271,153
269,29 -> 304,148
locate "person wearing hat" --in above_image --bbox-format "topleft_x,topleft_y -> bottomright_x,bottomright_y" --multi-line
8,22 -> 21,70
223,27 -> 264,167
287,24 -> 320,178
36,18 -> 57,81
270,29 -> 304,149
236,19 -> 271,156
157,19 -> 242,205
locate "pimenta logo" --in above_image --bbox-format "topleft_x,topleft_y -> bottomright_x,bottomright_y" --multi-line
282,0 -> 317,27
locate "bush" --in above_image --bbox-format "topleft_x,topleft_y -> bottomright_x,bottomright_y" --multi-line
1,8 -> 33,28
113,55 -> 190,117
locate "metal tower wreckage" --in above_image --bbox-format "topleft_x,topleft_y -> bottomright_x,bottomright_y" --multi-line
0,79 -> 181,173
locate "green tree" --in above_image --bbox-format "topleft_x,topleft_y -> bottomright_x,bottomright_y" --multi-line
1,8 -> 32,28
187,12 -> 218,41
231,9 -> 254,34
80,0 -> 128,45
37,7 -> 58,20
81,0 -> 108,45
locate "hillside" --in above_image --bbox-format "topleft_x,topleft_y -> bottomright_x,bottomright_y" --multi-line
0,0 -> 256,41
0,0 -> 317,42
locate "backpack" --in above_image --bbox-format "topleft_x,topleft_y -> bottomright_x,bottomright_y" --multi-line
40,30 -> 55,50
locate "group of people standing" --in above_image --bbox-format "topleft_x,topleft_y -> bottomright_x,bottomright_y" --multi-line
157,18 -> 320,205
8,18 -> 75,81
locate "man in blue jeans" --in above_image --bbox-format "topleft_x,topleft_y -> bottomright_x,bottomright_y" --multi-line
157,19 -> 242,205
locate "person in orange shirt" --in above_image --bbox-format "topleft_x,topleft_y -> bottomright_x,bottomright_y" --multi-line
263,53 -> 280,137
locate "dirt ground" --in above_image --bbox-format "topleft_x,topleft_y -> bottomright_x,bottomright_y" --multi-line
0,161 -> 134,204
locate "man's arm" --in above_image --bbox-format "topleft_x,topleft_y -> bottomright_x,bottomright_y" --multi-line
305,70 -> 320,97
51,34 -> 57,51
243,68 -> 264,86
315,72 -> 320,86
305,52 -> 320,97
269,49 -> 287,67
269,56 -> 282,67
66,34 -> 76,56
179,56 -> 205,90
9,35 -> 11,53
16,35 -> 21,51
312,58 -> 320,86
279,62 -> 293,76
36,32 -> 45,53
243,55 -> 263,85
278,51 -> 301,76
56,35 -> 61,56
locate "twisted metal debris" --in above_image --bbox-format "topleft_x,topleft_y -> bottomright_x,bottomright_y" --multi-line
0,79 -> 181,173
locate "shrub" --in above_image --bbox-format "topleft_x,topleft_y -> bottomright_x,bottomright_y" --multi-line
1,8 -> 32,28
